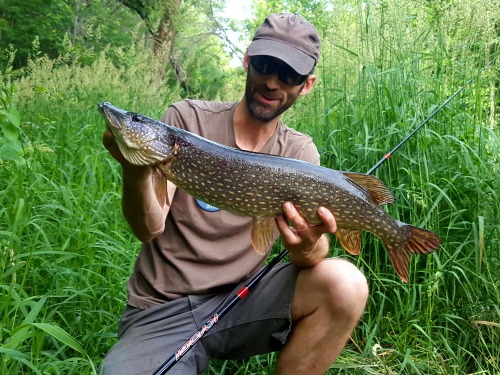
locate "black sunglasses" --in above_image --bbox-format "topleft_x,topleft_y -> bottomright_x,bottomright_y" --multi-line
250,55 -> 309,86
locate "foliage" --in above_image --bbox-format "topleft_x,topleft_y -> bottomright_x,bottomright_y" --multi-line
171,0 -> 237,98
0,0 -> 144,69
0,83 -> 22,162
0,0 -> 73,68
0,0 -> 239,99
0,0 -> 499,374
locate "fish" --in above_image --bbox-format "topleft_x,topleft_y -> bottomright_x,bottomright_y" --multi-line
98,102 -> 441,282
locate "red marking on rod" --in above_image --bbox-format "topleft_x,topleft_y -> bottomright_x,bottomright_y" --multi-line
384,153 -> 392,159
237,287 -> 249,298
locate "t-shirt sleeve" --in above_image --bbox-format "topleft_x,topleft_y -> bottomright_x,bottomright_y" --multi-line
160,102 -> 189,130
300,139 -> 321,165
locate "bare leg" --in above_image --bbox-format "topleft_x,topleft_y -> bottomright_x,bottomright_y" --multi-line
276,259 -> 369,375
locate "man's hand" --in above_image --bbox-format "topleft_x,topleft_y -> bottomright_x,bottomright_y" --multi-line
102,128 -> 172,241
102,128 -> 127,165
275,202 -> 337,268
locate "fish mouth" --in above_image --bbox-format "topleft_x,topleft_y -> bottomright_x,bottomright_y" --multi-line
98,102 -> 127,130
98,102 -> 165,164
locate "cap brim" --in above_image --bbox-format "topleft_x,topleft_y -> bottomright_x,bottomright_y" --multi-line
248,39 -> 315,75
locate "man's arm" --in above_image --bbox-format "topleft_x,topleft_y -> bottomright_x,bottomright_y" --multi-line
102,128 -> 176,242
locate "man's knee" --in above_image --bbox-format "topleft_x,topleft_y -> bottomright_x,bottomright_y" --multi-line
323,259 -> 368,317
294,258 -> 369,322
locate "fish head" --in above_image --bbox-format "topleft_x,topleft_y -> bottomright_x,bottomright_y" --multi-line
98,102 -> 174,166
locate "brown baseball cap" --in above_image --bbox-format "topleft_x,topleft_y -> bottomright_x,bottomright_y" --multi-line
248,13 -> 320,75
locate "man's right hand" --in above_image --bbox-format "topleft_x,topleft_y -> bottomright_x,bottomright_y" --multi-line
102,128 -> 128,165
102,128 -> 171,241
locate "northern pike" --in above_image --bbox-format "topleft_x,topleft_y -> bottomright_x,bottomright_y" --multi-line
98,102 -> 441,282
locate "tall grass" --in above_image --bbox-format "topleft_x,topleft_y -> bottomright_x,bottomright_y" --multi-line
0,44 -> 182,374
1,0 -> 499,373
284,1 -> 500,373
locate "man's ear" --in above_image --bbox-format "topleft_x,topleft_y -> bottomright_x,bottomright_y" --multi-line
300,75 -> 317,96
243,52 -> 250,71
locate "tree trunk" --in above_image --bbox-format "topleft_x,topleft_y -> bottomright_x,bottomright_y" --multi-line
119,0 -> 189,91
152,0 -> 189,92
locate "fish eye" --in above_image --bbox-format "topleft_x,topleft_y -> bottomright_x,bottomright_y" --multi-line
132,114 -> 144,122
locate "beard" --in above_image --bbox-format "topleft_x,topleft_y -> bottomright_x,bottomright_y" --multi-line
244,73 -> 303,122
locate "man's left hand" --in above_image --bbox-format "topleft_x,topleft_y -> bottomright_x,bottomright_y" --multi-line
275,202 -> 337,267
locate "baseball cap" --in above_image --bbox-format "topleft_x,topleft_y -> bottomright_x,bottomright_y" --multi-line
247,13 -> 320,75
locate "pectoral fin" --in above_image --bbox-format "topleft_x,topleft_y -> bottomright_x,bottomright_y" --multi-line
117,143 -> 154,166
335,228 -> 362,255
152,168 -> 169,207
250,217 -> 276,255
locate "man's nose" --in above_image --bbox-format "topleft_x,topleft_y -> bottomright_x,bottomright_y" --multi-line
264,71 -> 281,89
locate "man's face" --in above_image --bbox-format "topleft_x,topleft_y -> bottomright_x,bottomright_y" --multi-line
245,56 -> 308,122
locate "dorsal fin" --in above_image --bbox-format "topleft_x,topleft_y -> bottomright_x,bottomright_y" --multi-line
342,172 -> 395,206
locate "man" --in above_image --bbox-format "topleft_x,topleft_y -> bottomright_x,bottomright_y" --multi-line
102,13 -> 368,375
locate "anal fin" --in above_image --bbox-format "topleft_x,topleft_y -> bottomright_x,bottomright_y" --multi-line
250,217 -> 276,255
335,228 -> 362,255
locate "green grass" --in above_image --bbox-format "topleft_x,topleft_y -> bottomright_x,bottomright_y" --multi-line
1,0 -> 499,373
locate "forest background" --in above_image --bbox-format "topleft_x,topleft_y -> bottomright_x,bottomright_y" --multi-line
0,0 -> 499,374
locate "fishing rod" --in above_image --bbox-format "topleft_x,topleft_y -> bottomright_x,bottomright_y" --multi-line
153,58 -> 496,375
153,249 -> 289,375
367,57 -> 496,175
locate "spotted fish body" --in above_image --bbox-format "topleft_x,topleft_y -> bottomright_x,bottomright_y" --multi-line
99,102 -> 441,282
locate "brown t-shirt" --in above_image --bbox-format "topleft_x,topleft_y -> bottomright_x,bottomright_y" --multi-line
127,100 -> 320,309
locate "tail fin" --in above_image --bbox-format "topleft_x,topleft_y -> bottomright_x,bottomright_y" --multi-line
387,223 -> 441,283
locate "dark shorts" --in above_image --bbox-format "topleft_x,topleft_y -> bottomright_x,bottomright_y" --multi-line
102,262 -> 299,375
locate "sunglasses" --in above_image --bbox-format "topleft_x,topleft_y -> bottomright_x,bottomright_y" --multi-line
249,55 -> 310,86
